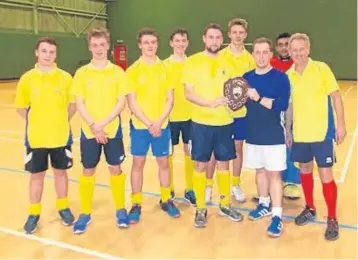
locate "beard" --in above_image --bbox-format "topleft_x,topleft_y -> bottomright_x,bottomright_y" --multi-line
206,46 -> 220,54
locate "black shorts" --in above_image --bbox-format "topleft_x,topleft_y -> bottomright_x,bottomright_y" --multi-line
170,120 -> 191,145
190,122 -> 236,162
25,145 -> 73,174
291,139 -> 336,168
80,138 -> 125,169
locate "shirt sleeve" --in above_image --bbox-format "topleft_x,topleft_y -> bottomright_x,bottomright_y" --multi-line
71,69 -> 85,98
320,62 -> 339,95
64,73 -> 75,104
116,69 -> 135,97
125,66 -> 139,94
272,73 -> 291,112
181,59 -> 196,88
14,74 -> 30,108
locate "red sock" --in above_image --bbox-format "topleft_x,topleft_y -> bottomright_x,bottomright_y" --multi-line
322,180 -> 337,219
300,172 -> 315,209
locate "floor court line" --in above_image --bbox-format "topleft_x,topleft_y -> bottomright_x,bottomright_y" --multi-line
339,125 -> 358,183
0,226 -> 124,260
0,166 -> 356,231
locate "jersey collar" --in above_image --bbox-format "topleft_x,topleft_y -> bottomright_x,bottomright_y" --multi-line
34,63 -> 58,75
87,60 -> 115,70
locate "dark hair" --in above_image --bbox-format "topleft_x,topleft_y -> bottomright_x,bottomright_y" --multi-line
276,32 -> 291,42
169,28 -> 189,41
137,27 -> 159,43
203,23 -> 224,36
35,37 -> 57,50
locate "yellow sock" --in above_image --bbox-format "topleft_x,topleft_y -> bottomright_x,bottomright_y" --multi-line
29,203 -> 41,215
217,170 -> 231,207
206,178 -> 214,187
160,186 -> 171,203
131,192 -> 143,205
168,155 -> 174,191
79,175 -> 95,215
56,197 -> 69,211
231,176 -> 241,186
110,173 -> 126,210
193,170 -> 206,209
184,155 -> 194,190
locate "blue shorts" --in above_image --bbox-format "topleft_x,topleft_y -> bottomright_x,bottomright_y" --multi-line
170,120 -> 191,145
291,139 -> 336,168
80,138 -> 125,169
191,122 -> 236,162
130,122 -> 171,157
233,117 -> 246,141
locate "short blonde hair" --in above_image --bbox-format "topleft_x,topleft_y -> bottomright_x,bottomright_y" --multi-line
253,37 -> 273,51
87,27 -> 110,43
228,18 -> 248,32
289,33 -> 310,47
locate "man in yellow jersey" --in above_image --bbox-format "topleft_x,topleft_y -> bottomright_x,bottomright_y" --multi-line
163,28 -> 196,206
182,23 -> 244,228
126,28 -> 180,224
286,33 -> 346,241
71,28 -> 133,234
15,37 -> 76,234
205,18 -> 255,204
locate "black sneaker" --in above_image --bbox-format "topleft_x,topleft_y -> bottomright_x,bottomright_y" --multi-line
325,217 -> 339,241
59,208 -> 75,226
295,206 -> 316,226
24,215 -> 40,234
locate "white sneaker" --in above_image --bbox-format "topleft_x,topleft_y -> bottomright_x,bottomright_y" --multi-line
231,185 -> 246,203
205,186 -> 212,205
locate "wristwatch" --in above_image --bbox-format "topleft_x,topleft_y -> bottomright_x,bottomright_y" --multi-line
257,96 -> 263,103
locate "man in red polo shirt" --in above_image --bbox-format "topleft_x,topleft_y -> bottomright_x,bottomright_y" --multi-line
271,32 -> 294,72
271,32 -> 300,200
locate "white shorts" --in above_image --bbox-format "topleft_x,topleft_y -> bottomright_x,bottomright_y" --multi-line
244,144 -> 287,172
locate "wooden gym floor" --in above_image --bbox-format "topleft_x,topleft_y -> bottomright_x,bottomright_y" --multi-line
0,80 -> 356,259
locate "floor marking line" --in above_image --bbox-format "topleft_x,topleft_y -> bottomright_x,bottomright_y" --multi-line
0,226 -> 123,260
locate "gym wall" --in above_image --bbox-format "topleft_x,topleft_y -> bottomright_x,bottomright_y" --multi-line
108,0 -> 357,80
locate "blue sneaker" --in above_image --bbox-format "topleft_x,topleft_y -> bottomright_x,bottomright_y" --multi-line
73,214 -> 91,234
128,204 -> 141,224
184,190 -> 196,206
248,203 -> 271,220
24,215 -> 40,234
267,216 -> 283,237
161,200 -> 180,218
59,208 -> 75,226
159,190 -> 176,205
116,209 -> 129,228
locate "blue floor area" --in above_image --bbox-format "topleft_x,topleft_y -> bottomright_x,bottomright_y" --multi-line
0,166 -> 357,231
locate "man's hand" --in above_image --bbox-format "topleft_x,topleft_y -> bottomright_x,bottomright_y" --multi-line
335,123 -> 346,145
210,96 -> 228,108
90,122 -> 108,144
149,120 -> 163,137
247,88 -> 260,102
285,129 -> 293,148
95,130 -> 108,144
90,121 -> 106,135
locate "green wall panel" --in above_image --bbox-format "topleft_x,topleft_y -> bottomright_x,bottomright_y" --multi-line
108,0 -> 357,79
0,31 -> 91,79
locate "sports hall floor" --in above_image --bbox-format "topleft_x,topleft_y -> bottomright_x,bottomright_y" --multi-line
0,80 -> 356,259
